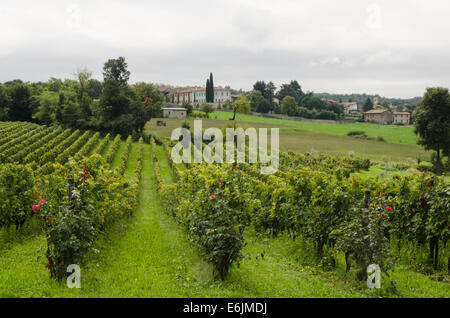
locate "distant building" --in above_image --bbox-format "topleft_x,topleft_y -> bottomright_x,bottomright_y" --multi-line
364,109 -> 393,124
321,98 -> 358,115
393,112 -> 410,124
341,102 -> 358,115
231,94 -> 241,102
373,96 -> 380,107
170,86 -> 231,108
162,107 -> 187,119
321,98 -> 339,104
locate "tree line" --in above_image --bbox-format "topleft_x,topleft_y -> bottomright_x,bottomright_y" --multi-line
220,80 -> 345,120
0,57 -> 163,138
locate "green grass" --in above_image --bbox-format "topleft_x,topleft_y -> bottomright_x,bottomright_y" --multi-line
209,111 -> 419,146
111,141 -> 126,169
124,143 -> 138,179
145,115 -> 430,162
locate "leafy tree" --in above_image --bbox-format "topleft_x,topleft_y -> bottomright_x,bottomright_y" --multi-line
0,85 -> 11,120
414,87 -> 450,164
363,97 -> 373,112
201,103 -> 214,118
78,94 -> 93,128
133,82 -> 163,106
277,80 -> 304,104
326,102 -> 344,118
301,95 -> 326,111
55,92 -> 65,124
266,81 -> 276,104
9,83 -> 32,122
102,57 -> 130,88
381,100 -> 391,110
182,101 -> 193,115
3,79 -> 23,87
76,68 -> 92,101
257,99 -> 272,113
223,100 -> 233,111
37,91 -> 59,125
317,110 -> 337,120
100,78 -> 130,119
231,96 -> 251,120
47,78 -> 64,92
87,79 -> 103,99
248,90 -> 265,112
253,81 -> 267,97
61,100 -> 81,128
280,96 -> 298,116
132,82 -> 163,132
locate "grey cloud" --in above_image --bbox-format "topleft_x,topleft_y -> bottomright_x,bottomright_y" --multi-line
1,0 -> 450,98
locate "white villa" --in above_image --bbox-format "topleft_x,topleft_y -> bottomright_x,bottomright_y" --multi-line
170,86 -> 232,108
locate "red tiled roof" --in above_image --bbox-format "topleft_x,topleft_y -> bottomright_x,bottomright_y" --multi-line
364,109 -> 389,114
173,86 -> 231,94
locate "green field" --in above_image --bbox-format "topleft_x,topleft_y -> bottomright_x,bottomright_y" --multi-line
209,111 -> 419,145
145,112 -> 430,163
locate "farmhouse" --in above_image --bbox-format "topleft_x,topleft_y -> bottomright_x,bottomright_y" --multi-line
162,107 -> 187,119
170,86 -> 232,108
321,98 -> 358,115
393,112 -> 411,125
341,102 -> 358,115
364,109 -> 393,124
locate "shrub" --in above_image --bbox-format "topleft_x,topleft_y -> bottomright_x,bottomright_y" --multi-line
377,136 -> 386,142
36,155 -> 134,280
317,110 -> 337,120
0,164 -> 36,229
159,164 -> 249,280
131,131 -> 151,144
332,196 -> 394,279
182,120 -> 190,130
347,131 -> 366,137
190,192 -> 246,280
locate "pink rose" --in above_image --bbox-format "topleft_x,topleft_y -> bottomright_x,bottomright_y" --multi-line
32,205 -> 38,211
385,206 -> 393,212
210,195 -> 216,201
39,200 -> 46,205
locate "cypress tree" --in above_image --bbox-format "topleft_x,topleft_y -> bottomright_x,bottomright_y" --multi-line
209,72 -> 214,103
206,79 -> 210,102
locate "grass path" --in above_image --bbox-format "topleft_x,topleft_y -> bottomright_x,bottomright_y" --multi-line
124,143 -> 138,179
111,141 -> 126,169
155,145 -> 174,184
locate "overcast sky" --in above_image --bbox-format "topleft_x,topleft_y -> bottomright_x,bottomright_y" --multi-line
1,0 -> 450,98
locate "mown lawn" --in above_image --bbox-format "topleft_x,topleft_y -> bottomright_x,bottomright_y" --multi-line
145,114 -> 430,162
209,111 -> 419,146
